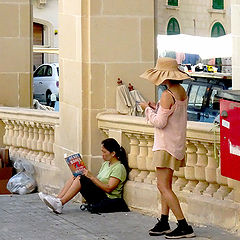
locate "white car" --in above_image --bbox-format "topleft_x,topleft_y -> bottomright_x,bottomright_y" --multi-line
33,63 -> 59,106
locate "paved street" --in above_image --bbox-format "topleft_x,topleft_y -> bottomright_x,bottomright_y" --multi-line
0,193 -> 239,240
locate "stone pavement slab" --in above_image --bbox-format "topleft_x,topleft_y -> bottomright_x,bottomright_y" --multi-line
0,194 -> 239,240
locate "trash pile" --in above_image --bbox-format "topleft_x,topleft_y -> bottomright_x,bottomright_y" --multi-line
7,159 -> 37,195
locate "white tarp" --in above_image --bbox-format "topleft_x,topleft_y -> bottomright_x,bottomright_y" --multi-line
157,34 -> 232,59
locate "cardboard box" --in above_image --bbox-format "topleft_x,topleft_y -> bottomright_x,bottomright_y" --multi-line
0,167 -> 13,194
0,148 -> 10,168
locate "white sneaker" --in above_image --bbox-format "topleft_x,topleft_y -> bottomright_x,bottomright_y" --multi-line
38,192 -> 53,212
38,192 -> 48,202
44,195 -> 63,214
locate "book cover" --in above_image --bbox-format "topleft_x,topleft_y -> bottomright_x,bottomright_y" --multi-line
64,153 -> 86,177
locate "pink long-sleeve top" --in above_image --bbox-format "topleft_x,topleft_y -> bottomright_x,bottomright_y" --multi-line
145,97 -> 188,160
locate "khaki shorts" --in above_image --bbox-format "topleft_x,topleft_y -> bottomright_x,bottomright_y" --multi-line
152,150 -> 186,171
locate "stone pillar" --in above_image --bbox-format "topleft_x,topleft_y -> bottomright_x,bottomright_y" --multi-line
0,0 -> 32,107
56,0 -> 155,185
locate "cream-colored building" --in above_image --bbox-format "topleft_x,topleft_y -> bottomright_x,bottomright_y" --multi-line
1,0 -> 240,234
157,0 -> 231,36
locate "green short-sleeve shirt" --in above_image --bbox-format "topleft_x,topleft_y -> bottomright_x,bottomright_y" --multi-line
97,161 -> 127,199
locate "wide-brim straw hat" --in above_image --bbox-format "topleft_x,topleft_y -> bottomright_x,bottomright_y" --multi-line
140,57 -> 191,86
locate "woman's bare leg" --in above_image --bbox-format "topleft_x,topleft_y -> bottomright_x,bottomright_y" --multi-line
161,195 -> 170,216
60,176 -> 81,205
57,176 -> 76,198
156,167 -> 184,220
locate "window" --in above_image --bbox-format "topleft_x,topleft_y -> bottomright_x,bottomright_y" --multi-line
33,65 -> 48,77
212,0 -> 224,10
168,0 -> 178,6
45,66 -> 52,76
167,18 -> 180,35
188,85 -> 207,109
211,22 -> 226,37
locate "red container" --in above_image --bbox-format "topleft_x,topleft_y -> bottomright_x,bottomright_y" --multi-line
220,98 -> 240,181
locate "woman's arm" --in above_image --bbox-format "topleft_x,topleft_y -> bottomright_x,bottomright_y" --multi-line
82,169 -> 120,193
145,91 -> 174,129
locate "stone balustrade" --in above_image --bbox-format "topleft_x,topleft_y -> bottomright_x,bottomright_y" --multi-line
97,112 -> 240,230
0,107 -> 59,166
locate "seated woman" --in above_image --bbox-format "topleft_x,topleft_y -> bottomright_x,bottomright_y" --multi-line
38,138 -> 129,214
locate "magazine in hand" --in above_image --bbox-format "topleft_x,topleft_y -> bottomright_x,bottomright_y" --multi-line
64,153 -> 86,177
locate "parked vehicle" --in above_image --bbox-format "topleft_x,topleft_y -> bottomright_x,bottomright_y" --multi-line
33,63 -> 59,106
157,72 -> 232,123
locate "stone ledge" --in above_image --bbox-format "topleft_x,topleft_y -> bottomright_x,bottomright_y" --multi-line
124,180 -> 240,232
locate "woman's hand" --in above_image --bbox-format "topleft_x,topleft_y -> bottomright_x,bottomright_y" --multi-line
148,101 -> 156,110
139,101 -> 156,110
139,102 -> 149,110
82,169 -> 93,179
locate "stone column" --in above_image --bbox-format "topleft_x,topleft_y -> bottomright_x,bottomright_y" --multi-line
56,0 -> 155,185
125,133 -> 140,181
183,140 -> 198,192
193,142 -> 208,195
135,135 -> 149,182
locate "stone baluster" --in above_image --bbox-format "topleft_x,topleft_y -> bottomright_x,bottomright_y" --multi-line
2,120 -> 9,147
125,133 -> 140,181
183,140 -> 198,193
26,122 -> 34,160
173,168 -> 188,192
48,125 -> 55,165
203,143 -> 219,196
35,123 -> 45,163
42,124 -> 51,163
135,134 -> 149,182
11,120 -> 19,160
193,142 -> 208,195
225,177 -> 240,202
16,121 -> 24,158
31,122 -> 39,161
144,135 -> 156,184
213,144 -> 231,200
7,121 -> 14,158
21,122 -> 30,158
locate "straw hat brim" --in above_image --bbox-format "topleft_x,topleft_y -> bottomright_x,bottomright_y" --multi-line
140,68 -> 191,86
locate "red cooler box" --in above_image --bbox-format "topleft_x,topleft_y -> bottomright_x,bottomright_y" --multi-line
218,90 -> 240,181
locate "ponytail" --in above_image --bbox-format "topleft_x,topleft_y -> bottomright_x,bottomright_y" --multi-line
101,138 -> 129,178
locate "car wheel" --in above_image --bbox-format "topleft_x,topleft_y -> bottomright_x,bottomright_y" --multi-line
46,92 -> 51,106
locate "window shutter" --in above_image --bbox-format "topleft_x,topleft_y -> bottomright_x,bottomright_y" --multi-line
212,0 -> 224,10
168,0 -> 178,7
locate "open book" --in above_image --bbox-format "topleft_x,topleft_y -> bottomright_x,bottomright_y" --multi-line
64,153 -> 86,177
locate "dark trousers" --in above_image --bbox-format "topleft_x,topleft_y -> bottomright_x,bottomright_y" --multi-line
79,175 -> 107,204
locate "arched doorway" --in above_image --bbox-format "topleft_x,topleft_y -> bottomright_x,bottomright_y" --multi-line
33,22 -> 44,69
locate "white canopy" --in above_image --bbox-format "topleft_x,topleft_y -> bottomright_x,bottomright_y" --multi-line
157,34 -> 232,59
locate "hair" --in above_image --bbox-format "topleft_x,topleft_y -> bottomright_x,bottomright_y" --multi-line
101,138 -> 129,178
169,80 -> 183,84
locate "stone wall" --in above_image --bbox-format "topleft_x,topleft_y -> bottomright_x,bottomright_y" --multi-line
0,0 -> 32,108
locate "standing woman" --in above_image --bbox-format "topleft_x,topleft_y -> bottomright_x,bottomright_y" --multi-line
139,58 -> 195,239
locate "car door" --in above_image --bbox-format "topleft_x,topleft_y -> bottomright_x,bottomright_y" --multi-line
33,65 -> 53,103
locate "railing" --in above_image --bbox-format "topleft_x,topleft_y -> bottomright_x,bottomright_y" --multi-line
97,111 -> 240,203
0,107 -> 59,166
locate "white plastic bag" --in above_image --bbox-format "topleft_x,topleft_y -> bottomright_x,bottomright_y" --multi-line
7,159 -> 37,194
7,172 -> 37,194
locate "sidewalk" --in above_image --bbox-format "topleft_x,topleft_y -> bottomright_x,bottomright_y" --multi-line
0,193 -> 239,240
